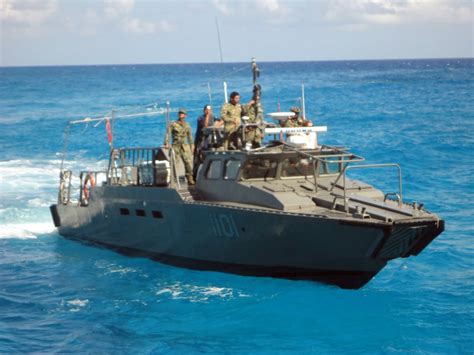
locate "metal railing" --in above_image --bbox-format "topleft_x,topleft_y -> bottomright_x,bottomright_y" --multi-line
106,147 -> 179,188
58,169 -> 72,204
169,147 -> 180,189
280,143 -> 366,193
342,163 -> 403,213
312,152 -> 365,193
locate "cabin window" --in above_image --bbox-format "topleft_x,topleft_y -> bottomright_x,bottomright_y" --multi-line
120,208 -> 130,215
224,159 -> 241,180
281,157 -> 314,178
241,158 -> 278,180
206,160 -> 222,179
136,209 -> 146,217
152,210 -> 163,219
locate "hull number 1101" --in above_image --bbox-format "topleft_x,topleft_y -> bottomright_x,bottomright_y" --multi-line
210,213 -> 240,238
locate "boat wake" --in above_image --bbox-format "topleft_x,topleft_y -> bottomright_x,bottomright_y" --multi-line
0,222 -> 56,239
0,157 -> 106,239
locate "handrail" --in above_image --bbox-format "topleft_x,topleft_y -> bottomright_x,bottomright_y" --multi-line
169,147 -> 181,189
107,147 -> 161,186
58,169 -> 72,204
281,142 -> 366,193
342,163 -> 403,213
313,155 -> 365,193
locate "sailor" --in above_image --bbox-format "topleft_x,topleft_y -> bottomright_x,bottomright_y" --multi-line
164,108 -> 195,185
244,95 -> 264,148
193,105 -> 214,179
220,91 -> 242,150
194,105 -> 214,151
283,107 -> 304,128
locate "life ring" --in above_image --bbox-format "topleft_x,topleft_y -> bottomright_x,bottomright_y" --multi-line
83,172 -> 96,200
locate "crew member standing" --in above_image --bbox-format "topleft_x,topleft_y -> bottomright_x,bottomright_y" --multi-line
164,108 -> 195,185
284,107 -> 304,128
245,95 -> 264,148
194,105 -> 214,151
193,105 -> 214,179
220,91 -> 242,150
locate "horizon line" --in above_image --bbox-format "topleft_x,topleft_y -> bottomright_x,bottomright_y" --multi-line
1,56 -> 472,69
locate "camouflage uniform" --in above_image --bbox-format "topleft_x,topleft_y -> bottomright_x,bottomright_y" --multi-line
283,117 -> 303,128
165,118 -> 194,181
220,102 -> 242,150
245,101 -> 264,147
284,107 -> 304,128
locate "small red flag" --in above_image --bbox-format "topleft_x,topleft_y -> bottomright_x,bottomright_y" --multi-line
105,118 -> 113,146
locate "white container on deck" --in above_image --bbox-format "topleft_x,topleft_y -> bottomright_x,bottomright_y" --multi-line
155,160 -> 171,186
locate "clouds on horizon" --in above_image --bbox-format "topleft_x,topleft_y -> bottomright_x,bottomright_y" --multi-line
1,0 -> 472,66
2,0 -> 471,32
325,0 -> 472,27
0,0 -> 57,26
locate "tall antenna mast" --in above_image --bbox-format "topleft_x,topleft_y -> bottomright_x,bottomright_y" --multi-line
215,17 -> 224,70
215,17 -> 228,103
301,84 -> 306,120
207,82 -> 213,107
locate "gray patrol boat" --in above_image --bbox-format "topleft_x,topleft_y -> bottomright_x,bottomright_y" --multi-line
50,61 -> 444,289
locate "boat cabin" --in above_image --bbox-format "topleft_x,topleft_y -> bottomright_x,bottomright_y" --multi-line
194,144 -> 365,210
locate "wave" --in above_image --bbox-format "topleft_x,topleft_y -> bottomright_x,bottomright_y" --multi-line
155,282 -> 250,303
0,158 -> 107,239
0,222 -> 55,239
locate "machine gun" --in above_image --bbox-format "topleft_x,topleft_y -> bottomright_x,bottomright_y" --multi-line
247,58 -> 264,124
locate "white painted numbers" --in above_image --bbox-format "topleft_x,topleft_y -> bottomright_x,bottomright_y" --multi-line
210,213 -> 240,238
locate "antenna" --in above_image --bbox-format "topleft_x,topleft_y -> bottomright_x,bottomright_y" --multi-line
301,84 -> 306,120
215,17 -> 228,103
207,82 -> 213,107
215,17 -> 224,70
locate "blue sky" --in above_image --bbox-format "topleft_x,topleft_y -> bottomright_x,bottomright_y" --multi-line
1,0 -> 472,66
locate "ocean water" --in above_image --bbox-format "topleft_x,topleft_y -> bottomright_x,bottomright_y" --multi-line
0,59 -> 473,353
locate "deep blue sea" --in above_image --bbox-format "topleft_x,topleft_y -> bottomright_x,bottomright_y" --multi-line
0,59 -> 473,353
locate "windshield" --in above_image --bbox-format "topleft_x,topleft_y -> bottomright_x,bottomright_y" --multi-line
318,157 -> 346,175
281,157 -> 314,177
241,158 -> 278,180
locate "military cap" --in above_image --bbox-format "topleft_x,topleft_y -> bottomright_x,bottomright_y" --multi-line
290,106 -> 300,113
178,108 -> 187,114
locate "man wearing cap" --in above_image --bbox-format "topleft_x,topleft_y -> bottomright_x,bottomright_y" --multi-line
164,108 -> 195,185
283,107 -> 304,128
220,91 -> 242,150
244,95 -> 264,148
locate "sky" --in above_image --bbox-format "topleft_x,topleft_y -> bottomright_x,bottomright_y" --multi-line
0,0 -> 472,66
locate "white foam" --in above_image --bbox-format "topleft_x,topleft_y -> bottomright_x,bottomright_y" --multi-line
0,222 -> 55,239
65,299 -> 89,312
27,198 -> 52,207
155,283 -> 240,302
106,266 -> 137,275
0,158 -> 107,236
67,299 -> 89,307
0,158 -> 107,199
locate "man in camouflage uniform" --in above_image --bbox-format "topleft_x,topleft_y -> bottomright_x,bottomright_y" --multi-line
283,106 -> 304,128
220,91 -> 242,150
244,95 -> 264,148
164,108 -> 195,185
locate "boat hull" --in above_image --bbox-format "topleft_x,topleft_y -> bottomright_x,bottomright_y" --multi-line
50,186 -> 443,289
